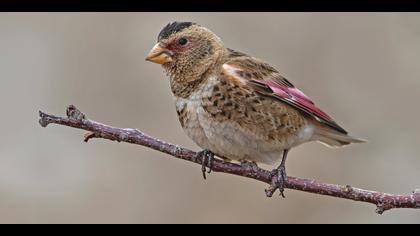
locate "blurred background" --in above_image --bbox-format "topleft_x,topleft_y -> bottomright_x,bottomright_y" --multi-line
0,12 -> 419,223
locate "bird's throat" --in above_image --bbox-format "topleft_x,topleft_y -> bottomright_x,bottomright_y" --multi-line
170,75 -> 208,98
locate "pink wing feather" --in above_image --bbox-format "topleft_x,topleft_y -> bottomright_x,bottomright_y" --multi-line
263,80 -> 332,121
251,79 -> 347,134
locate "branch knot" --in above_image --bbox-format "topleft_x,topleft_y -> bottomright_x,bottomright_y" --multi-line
66,105 -> 86,121
341,185 -> 353,194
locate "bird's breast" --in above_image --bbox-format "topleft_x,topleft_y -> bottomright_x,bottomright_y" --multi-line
174,78 -> 217,152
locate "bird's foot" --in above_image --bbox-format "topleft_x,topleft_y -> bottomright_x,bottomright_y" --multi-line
265,166 -> 288,198
196,149 -> 215,180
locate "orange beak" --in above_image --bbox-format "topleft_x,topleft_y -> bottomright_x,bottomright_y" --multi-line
145,43 -> 173,65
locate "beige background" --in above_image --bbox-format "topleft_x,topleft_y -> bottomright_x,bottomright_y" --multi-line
0,12 -> 419,223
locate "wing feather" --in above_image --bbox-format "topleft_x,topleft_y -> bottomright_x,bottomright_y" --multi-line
224,49 -> 348,134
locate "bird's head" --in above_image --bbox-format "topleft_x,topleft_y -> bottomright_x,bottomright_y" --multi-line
146,22 -> 226,85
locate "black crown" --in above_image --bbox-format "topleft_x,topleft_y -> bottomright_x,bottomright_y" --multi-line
158,21 -> 196,41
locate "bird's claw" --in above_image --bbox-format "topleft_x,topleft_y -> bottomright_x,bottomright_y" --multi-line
276,165 -> 288,197
197,149 -> 215,180
266,166 -> 288,198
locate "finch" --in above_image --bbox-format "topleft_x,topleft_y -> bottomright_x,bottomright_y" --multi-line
146,22 -> 365,196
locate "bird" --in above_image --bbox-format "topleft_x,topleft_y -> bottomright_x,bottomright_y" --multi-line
145,21 -> 365,196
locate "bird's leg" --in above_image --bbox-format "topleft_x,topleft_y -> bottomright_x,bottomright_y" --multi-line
277,149 -> 289,197
268,149 -> 289,198
196,149 -> 215,180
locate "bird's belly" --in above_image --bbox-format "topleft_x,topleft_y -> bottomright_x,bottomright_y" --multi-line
176,98 -> 258,161
196,107 -> 306,165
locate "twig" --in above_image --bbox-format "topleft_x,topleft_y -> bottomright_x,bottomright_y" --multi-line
38,105 -> 420,214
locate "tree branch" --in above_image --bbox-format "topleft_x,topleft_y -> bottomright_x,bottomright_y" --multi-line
38,105 -> 420,214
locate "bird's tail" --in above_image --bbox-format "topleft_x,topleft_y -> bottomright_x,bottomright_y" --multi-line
312,125 -> 366,148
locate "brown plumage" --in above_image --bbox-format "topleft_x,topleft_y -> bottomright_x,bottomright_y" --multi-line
146,22 -> 365,195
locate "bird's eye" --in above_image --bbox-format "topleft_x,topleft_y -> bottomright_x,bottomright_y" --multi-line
178,38 -> 188,46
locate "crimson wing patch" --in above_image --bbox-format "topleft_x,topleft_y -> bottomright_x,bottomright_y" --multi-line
249,79 -> 348,134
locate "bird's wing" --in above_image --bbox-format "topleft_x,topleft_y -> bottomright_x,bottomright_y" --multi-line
223,49 -> 348,134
